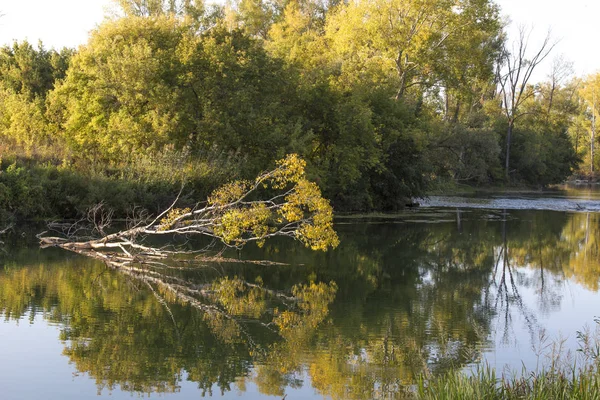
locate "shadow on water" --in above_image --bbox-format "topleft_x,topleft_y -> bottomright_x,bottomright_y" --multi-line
2,208 -> 600,398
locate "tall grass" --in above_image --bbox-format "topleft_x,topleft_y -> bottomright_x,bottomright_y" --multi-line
417,320 -> 600,399
0,142 -> 244,221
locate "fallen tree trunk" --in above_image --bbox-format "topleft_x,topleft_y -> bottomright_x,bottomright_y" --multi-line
39,154 -> 339,266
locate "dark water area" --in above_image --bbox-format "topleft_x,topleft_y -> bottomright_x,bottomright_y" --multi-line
2,188 -> 600,399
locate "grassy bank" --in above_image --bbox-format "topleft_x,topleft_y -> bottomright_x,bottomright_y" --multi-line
417,365 -> 600,399
0,150 -> 237,222
417,323 -> 600,400
425,177 -> 552,196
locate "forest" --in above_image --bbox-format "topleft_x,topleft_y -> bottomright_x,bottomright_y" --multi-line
0,0 -> 597,220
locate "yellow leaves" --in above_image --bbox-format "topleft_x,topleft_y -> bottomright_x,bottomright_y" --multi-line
208,180 -> 251,206
279,179 -> 339,251
206,154 -> 338,251
157,207 -> 190,231
280,201 -> 303,223
214,203 -> 271,245
298,220 -> 340,251
269,153 -> 306,189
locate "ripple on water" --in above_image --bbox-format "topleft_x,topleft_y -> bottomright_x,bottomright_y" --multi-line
422,195 -> 600,212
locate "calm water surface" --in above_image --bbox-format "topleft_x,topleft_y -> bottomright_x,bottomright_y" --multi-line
2,187 -> 600,399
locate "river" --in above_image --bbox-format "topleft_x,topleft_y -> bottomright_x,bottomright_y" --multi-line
1,186 -> 600,399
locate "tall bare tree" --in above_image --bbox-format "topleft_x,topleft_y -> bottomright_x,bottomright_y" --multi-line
545,55 -> 574,119
497,26 -> 556,181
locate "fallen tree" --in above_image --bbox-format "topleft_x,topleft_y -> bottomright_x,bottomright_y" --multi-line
36,155 -> 340,363
39,154 -> 339,268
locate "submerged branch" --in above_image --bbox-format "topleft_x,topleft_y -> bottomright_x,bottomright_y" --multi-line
36,155 -> 339,350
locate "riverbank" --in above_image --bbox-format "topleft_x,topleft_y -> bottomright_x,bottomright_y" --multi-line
426,177 -> 600,197
0,154 -> 226,222
425,179 -> 552,196
416,319 -> 600,399
417,363 -> 600,399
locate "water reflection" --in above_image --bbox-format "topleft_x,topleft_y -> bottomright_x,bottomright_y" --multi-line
0,254 -> 336,396
1,209 -> 600,399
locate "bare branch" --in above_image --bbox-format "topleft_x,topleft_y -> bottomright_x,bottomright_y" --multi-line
0,224 -> 12,235
0,223 -> 12,245
497,25 -> 557,180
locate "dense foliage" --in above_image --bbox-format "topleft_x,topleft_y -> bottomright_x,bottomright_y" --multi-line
0,0 -> 587,220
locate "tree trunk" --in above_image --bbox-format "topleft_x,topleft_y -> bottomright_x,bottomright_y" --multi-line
591,124 -> 595,176
395,51 -> 407,101
444,87 -> 450,120
592,97 -> 596,176
505,122 -> 514,181
453,98 -> 461,123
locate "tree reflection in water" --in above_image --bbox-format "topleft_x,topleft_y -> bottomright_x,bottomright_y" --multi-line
0,253 -> 337,396
1,209 -> 600,398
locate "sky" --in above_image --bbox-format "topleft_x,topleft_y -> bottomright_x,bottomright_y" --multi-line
496,0 -> 600,79
0,0 -> 599,81
0,0 -> 111,49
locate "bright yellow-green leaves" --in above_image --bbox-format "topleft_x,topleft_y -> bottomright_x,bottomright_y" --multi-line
208,180 -> 252,206
575,74 -> 600,173
0,88 -> 49,155
49,16 -> 190,163
207,154 -> 339,251
114,0 -> 204,20
325,0 -> 452,94
214,204 -> 271,247
158,207 -> 191,231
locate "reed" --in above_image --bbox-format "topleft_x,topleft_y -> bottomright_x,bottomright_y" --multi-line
417,321 -> 600,399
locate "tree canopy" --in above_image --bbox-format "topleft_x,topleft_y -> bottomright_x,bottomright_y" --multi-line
0,0 -> 587,223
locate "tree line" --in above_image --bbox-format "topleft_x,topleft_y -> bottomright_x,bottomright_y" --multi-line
0,0 -> 596,219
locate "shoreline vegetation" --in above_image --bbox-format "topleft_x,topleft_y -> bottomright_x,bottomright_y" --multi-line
417,364 -> 600,400
415,321 -> 600,400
